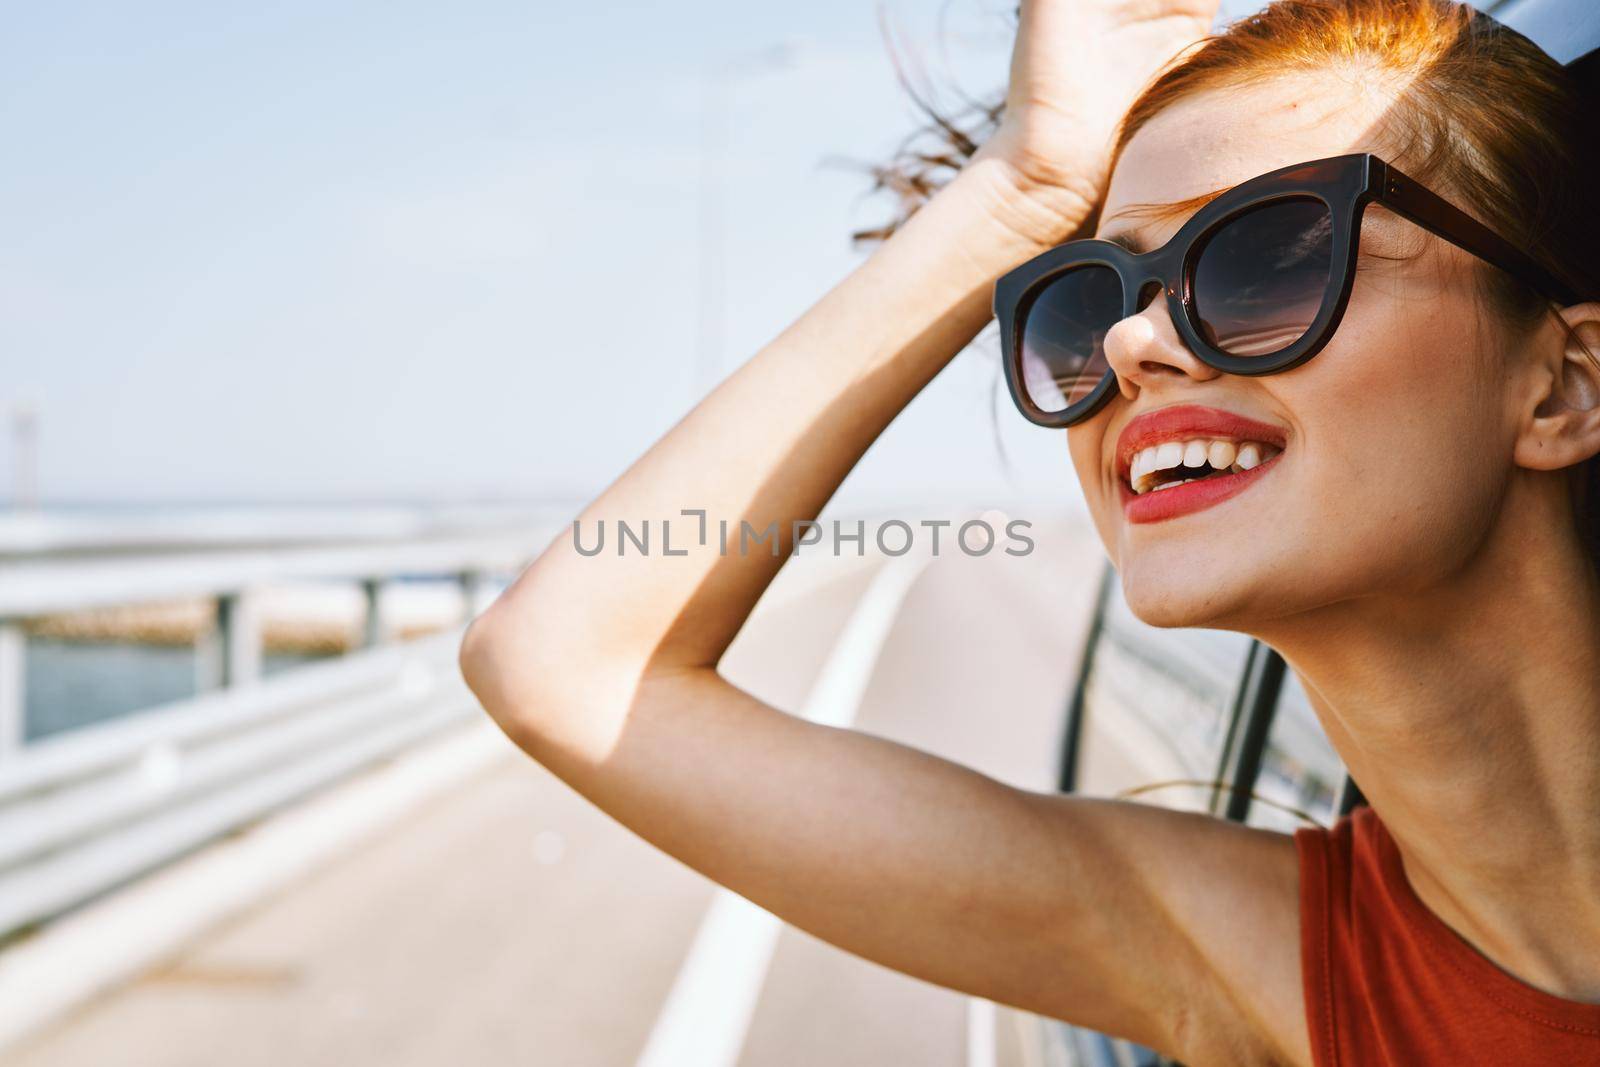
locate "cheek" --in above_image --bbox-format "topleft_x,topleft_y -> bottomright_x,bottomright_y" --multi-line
1317,280 -> 1490,466
1066,426 -> 1099,489
1276,289 -> 1506,587
1066,422 -> 1123,560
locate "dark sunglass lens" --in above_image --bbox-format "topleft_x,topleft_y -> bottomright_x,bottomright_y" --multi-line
1018,265 -> 1123,415
1193,198 -> 1334,358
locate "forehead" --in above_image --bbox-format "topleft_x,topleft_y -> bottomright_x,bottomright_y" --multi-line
1101,72 -> 1409,234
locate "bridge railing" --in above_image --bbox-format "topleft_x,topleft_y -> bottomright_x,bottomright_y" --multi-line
0,510 -> 559,939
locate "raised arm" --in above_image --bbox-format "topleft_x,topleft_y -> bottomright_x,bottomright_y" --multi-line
457,3 -> 1309,1062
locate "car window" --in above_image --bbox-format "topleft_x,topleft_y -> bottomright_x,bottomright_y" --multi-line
1242,669 -> 1347,832
1072,575 -> 1255,811
1485,0 -> 1600,63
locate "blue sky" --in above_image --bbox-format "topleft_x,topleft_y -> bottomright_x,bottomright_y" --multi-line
1,1 -> 1263,509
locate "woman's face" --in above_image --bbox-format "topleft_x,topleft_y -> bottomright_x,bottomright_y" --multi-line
1070,74 -> 1530,630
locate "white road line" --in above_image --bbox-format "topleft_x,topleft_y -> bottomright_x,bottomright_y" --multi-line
634,553 -> 933,1067
967,997 -> 998,1067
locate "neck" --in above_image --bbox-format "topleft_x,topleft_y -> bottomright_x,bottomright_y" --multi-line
1257,484 -> 1600,1000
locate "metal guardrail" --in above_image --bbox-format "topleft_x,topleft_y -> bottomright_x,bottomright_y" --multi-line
0,515 -> 560,758
0,512 -> 556,940
0,633 -> 472,939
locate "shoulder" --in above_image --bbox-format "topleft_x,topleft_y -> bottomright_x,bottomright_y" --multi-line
1027,798 -> 1312,1065
1162,811 -> 1314,1066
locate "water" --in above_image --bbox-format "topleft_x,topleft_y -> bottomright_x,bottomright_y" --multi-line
24,639 -> 334,742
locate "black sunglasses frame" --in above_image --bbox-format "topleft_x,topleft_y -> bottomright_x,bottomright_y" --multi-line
993,152 -> 1580,428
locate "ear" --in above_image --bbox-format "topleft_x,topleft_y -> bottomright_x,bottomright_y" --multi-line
1513,302 -> 1600,472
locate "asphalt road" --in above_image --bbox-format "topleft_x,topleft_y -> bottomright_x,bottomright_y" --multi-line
7,518 -> 1113,1067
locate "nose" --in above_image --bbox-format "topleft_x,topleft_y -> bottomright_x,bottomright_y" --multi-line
1101,280 -> 1221,402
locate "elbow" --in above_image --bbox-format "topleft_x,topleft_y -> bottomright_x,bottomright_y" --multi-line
457,609 -> 499,705
459,603 -> 548,744
458,594 -> 635,756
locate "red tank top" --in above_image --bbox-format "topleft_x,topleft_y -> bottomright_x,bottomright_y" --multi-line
1295,806 -> 1600,1065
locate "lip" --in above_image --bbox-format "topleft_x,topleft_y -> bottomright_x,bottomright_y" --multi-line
1115,403 -> 1289,483
1118,450 -> 1284,523
1113,403 -> 1290,525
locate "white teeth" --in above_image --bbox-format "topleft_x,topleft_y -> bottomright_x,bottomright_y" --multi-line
1126,437 -> 1280,494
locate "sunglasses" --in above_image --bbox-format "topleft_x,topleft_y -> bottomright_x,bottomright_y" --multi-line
993,152 -> 1578,428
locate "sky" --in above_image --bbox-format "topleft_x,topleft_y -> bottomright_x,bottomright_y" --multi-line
1,0 -> 1269,512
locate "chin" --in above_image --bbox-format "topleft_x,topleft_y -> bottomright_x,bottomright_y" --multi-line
1113,541 -> 1290,632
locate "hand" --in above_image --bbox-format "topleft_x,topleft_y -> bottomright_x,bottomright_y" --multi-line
972,0 -> 1221,240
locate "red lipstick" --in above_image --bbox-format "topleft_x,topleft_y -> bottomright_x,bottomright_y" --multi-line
1114,404 -> 1288,525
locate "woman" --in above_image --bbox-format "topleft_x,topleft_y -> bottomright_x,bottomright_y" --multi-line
460,1 -> 1600,1063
